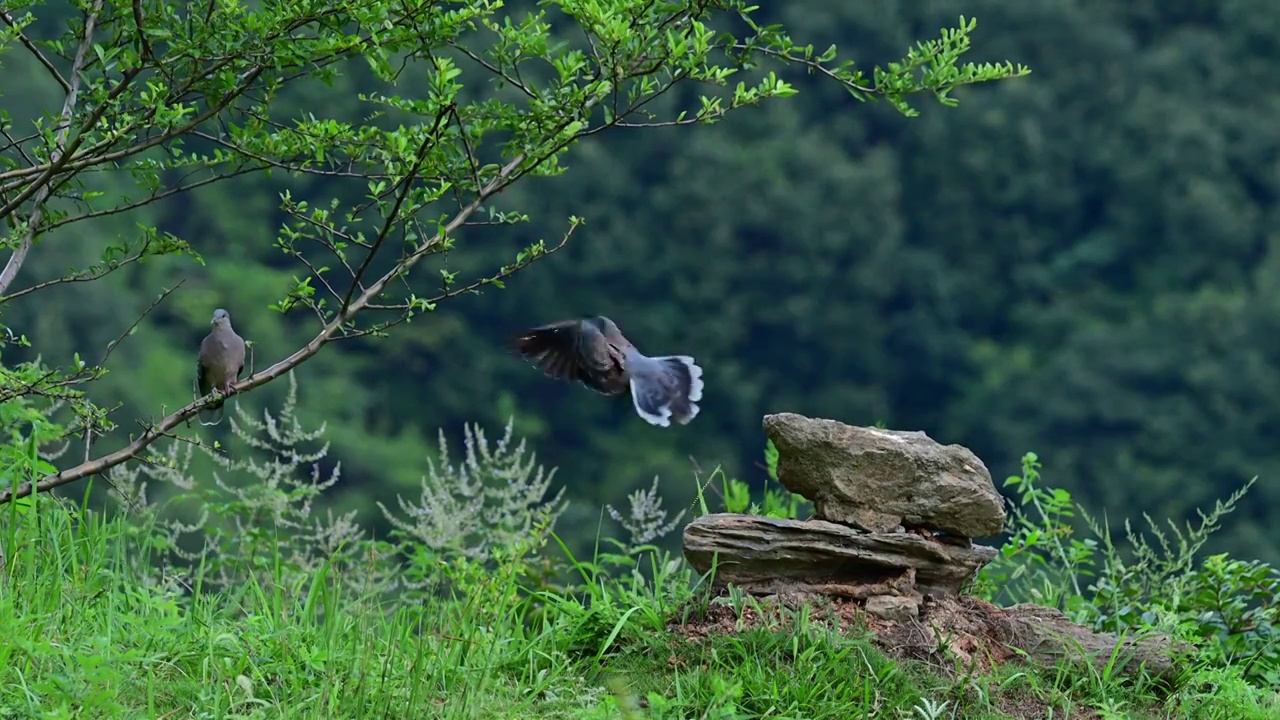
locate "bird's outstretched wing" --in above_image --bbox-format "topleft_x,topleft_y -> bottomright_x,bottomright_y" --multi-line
507,319 -> 627,394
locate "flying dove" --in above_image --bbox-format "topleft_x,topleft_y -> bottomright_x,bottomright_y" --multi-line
507,316 -> 703,427
195,308 -> 246,426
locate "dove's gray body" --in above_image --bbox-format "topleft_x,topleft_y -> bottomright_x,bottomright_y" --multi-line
508,316 -> 703,427
196,308 -> 246,426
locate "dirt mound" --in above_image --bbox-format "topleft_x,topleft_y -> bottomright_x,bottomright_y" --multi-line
669,592 -> 1185,682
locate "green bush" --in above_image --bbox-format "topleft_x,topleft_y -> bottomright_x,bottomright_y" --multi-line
976,452 -> 1280,687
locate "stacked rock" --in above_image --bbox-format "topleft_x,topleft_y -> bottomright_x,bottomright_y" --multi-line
682,413 -> 1007,621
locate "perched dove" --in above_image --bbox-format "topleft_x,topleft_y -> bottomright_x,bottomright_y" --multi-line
195,308 -> 246,426
507,316 -> 703,427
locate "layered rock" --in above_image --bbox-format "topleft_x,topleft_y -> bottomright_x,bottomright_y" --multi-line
683,514 -> 996,597
683,413 -> 1005,605
762,412 -> 1006,537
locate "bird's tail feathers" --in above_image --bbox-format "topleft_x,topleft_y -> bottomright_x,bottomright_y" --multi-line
198,401 -> 225,427
628,355 -> 703,427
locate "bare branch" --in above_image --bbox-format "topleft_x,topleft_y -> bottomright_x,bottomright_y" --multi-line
449,103 -> 483,195
0,0 -> 103,295
0,127 -> 39,168
0,281 -> 182,406
0,9 -> 72,95
448,44 -> 537,99
0,243 -> 152,304
101,281 -> 185,367
339,104 -> 453,315
35,163 -> 266,235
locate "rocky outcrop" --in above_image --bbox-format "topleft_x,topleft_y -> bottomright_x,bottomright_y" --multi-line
682,413 -> 1005,605
678,413 -> 1185,682
762,412 -> 1006,537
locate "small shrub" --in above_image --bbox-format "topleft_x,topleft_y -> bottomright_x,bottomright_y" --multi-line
103,374 -> 573,605
376,416 -> 570,607
717,440 -> 811,520
106,372 -> 401,599
607,476 -> 687,547
977,452 -> 1280,687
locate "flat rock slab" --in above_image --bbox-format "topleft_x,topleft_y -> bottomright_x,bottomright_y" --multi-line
763,413 -> 1007,537
683,513 -> 997,597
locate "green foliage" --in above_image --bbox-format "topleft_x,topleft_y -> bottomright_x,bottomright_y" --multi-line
977,453 -> 1280,689
718,439 -> 812,519
1160,555 -> 1280,687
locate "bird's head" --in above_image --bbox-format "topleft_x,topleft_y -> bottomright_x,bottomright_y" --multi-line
210,308 -> 231,328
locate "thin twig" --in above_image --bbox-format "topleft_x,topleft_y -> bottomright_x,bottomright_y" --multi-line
40,163 -> 266,234
0,127 -> 38,167
729,42 -> 877,95
364,223 -> 576,313
101,281 -> 186,367
189,130 -> 370,179
339,104 -> 453,315
131,0 -> 154,62
0,10 -> 72,94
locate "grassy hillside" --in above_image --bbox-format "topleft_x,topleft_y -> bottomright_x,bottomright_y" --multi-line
1,394 -> 1277,719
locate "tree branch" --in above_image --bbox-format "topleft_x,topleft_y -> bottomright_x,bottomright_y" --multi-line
38,163 -> 266,235
730,42 -> 877,95
0,0 -> 102,295
0,64 -> 264,198
0,9 -> 72,95
0,137 -> 541,504
339,104 -> 453,315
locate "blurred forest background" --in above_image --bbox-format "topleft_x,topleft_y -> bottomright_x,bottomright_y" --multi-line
6,0 -> 1280,563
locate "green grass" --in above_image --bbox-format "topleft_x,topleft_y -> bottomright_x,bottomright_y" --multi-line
2,496 -> 1278,720
2,412 -> 1276,718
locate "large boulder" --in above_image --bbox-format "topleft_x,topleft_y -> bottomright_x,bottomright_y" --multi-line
763,413 -> 1007,537
682,514 -> 997,597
